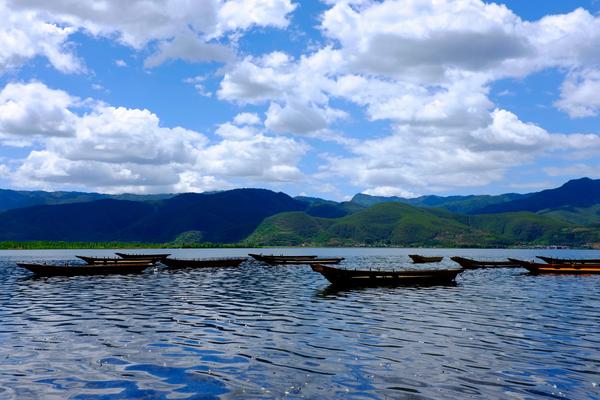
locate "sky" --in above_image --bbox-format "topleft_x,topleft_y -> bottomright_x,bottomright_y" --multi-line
1,0 -> 600,200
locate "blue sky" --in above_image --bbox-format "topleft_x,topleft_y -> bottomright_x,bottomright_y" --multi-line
1,0 -> 600,200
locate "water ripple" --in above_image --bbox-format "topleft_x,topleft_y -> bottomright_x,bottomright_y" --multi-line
1,249 -> 600,399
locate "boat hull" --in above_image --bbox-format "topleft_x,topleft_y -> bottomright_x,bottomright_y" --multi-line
409,255 -> 443,263
161,257 -> 246,269
115,253 -> 170,262
450,256 -> 520,269
248,253 -> 317,263
17,262 -> 151,277
537,256 -> 600,265
311,264 -> 462,287
76,255 -> 157,265
508,258 -> 600,274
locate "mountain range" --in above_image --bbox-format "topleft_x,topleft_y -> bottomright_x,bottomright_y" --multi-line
1,178 -> 600,247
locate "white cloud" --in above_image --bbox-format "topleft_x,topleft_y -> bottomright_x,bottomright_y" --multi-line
5,0 -> 298,69
115,59 -> 127,67
0,81 -> 78,143
216,0 -> 297,35
555,69 -> 600,118
363,186 -> 417,198
6,81 -> 308,193
0,1 -> 81,74
233,112 -> 260,125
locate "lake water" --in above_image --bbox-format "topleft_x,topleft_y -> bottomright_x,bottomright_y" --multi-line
1,248 -> 599,399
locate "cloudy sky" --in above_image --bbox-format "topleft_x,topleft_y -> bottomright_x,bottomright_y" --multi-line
1,0 -> 600,199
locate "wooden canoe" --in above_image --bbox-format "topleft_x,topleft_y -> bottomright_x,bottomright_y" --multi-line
537,256 -> 600,265
508,258 -> 600,274
161,257 -> 246,269
450,256 -> 520,269
408,254 -> 443,263
311,264 -> 463,287
115,252 -> 170,262
265,257 -> 344,266
17,262 -> 152,277
76,255 -> 158,265
248,253 -> 317,263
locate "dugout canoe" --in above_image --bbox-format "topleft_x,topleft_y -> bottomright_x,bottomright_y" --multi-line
311,264 -> 463,287
76,255 -> 158,265
537,256 -> 600,265
450,256 -> 520,269
115,252 -> 170,262
17,262 -> 152,277
248,253 -> 318,263
508,258 -> 600,274
408,255 -> 443,263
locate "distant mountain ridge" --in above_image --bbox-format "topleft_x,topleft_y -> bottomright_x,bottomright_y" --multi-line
351,192 -> 527,214
1,178 -> 600,247
476,178 -> 600,214
0,189 -> 305,243
0,188 -> 173,213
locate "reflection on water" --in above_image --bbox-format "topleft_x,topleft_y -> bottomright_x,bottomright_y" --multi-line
1,248 -> 600,399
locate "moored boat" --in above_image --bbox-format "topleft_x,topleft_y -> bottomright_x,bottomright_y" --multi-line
248,253 -> 317,263
450,256 -> 520,269
76,255 -> 158,265
311,264 -> 463,287
537,256 -> 600,265
115,252 -> 170,262
266,257 -> 344,265
17,262 -> 152,277
161,257 -> 247,269
409,255 -> 443,263
508,258 -> 600,274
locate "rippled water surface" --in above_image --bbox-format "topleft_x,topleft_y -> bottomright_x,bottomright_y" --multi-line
1,248 -> 600,399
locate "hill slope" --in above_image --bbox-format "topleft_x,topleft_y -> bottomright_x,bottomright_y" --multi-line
245,202 -> 600,247
0,189 -> 306,243
0,189 -> 174,213
477,178 -> 600,214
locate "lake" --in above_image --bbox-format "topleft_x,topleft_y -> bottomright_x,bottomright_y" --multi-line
1,248 -> 599,399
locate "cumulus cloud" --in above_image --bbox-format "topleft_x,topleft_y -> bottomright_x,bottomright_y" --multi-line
6,82 -> 308,193
0,1 -> 81,74
555,69 -> 600,118
4,0 -> 298,69
0,81 -> 78,143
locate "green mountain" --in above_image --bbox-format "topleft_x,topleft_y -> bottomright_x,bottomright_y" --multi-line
245,202 -> 600,248
0,188 -> 174,213
351,192 -> 526,214
0,189 -> 306,243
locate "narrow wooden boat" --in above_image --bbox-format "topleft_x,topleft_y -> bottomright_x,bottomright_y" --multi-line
311,264 -> 463,287
161,257 -> 246,269
450,256 -> 520,269
76,255 -> 158,265
248,253 -> 317,263
409,255 -> 443,263
508,258 -> 600,275
17,262 -> 152,277
115,252 -> 170,262
265,257 -> 344,266
537,256 -> 600,265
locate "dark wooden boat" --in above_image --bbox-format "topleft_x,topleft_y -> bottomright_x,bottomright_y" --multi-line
76,255 -> 158,265
537,256 -> 600,265
161,257 -> 246,269
115,252 -> 170,262
248,253 -> 317,263
508,258 -> 600,274
265,257 -> 344,266
311,264 -> 463,287
409,254 -> 443,263
17,262 -> 152,277
450,256 -> 520,269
